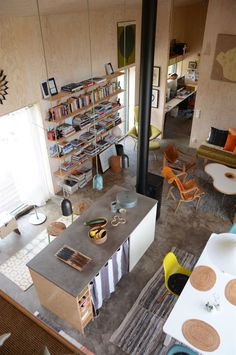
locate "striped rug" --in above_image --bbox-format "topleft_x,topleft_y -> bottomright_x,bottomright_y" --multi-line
110,247 -> 198,355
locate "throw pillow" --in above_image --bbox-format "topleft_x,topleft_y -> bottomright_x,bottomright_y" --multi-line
229,127 -> 236,135
224,133 -> 236,152
233,146 -> 236,155
208,127 -> 228,147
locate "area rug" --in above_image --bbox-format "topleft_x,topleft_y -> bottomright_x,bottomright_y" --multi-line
0,216 -> 77,291
110,247 -> 198,355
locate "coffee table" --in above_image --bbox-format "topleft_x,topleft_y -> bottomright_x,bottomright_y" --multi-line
204,163 -> 236,195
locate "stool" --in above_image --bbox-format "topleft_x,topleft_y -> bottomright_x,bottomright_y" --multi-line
0,212 -> 20,240
47,222 -> 66,243
166,344 -> 198,355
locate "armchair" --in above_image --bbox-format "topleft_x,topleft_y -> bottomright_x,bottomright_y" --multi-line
128,106 -> 161,158
163,144 -> 196,172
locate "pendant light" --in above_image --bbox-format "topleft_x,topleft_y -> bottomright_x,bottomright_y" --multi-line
87,0 -> 103,191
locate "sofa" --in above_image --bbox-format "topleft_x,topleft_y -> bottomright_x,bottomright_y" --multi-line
197,127 -> 236,168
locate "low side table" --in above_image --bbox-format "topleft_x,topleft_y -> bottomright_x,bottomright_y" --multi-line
0,212 -> 20,240
204,163 -> 236,195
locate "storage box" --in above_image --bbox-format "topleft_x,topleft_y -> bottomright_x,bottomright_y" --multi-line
61,179 -> 79,194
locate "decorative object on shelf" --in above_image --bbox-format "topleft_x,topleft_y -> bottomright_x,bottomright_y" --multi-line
61,198 -> 73,222
48,77 -> 58,96
151,88 -> 159,108
0,69 -> 9,104
99,144 -> 117,173
105,62 -> 114,75
153,66 -> 160,87
211,33 -> 236,83
112,125 -> 122,138
29,206 -> 47,225
117,21 -> 136,68
93,173 -> 103,191
188,61 -> 197,70
40,80 -> 50,99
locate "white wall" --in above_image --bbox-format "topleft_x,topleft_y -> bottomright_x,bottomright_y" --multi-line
190,0 -> 236,147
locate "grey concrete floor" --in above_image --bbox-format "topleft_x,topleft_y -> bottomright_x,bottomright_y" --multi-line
0,133 -> 232,355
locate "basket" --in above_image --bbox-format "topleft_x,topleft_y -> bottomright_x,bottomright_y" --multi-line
88,226 -> 107,245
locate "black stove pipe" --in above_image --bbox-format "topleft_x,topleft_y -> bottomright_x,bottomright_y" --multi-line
136,0 -> 158,194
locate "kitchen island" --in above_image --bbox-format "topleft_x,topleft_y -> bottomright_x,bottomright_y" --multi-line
27,185 -> 157,333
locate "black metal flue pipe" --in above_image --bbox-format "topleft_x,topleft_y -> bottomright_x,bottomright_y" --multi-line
136,0 -> 158,194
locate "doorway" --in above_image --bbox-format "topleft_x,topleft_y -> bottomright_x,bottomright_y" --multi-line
164,0 -> 208,146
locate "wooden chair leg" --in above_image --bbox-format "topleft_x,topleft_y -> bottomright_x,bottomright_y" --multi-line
196,196 -> 201,210
175,200 -> 182,213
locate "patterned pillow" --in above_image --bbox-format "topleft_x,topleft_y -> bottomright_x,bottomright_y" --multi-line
208,127 -> 228,147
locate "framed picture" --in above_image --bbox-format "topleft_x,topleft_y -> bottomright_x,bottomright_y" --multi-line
40,81 -> 50,99
153,66 -> 160,87
99,144 -> 117,173
48,77 -> 58,96
151,89 -> 159,108
188,61 -> 197,70
117,21 -> 136,68
105,63 -> 114,76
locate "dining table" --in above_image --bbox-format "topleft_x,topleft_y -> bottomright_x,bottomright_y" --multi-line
163,232 -> 236,355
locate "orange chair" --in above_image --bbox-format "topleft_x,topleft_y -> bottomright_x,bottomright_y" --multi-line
161,166 -> 204,213
163,144 -> 196,173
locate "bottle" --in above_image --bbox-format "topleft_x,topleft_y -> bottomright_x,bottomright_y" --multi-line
122,154 -> 129,168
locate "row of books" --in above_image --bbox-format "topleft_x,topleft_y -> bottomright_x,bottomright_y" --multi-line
48,82 -> 121,121
60,167 -> 93,194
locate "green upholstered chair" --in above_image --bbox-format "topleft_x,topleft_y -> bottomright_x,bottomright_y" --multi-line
128,106 -> 161,159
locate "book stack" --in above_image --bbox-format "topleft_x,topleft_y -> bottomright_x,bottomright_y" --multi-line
57,123 -> 76,138
61,82 -> 84,92
79,132 -> 95,143
84,144 -> 100,157
60,161 -> 76,172
96,139 -> 110,152
94,105 -> 105,115
58,141 -> 74,156
80,79 -> 95,89
100,101 -> 113,112
92,77 -> 106,84
70,167 -> 93,189
70,138 -> 84,149
86,111 -> 99,121
49,144 -> 59,157
71,152 -> 88,165
72,114 -> 91,130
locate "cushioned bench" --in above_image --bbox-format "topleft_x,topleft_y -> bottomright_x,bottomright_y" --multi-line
197,143 -> 236,168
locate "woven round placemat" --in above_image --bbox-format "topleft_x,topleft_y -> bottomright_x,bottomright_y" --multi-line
225,279 -> 236,306
182,319 -> 220,352
189,265 -> 216,291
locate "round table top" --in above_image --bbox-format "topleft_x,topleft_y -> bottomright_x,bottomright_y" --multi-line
204,163 -> 236,195
47,222 -> 66,236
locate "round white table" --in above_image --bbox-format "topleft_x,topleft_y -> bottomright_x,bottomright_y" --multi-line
204,163 -> 236,195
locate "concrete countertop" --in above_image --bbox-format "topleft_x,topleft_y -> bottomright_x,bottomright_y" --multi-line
27,185 -> 157,298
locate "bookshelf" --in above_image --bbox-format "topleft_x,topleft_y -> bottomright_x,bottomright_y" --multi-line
44,71 -> 125,188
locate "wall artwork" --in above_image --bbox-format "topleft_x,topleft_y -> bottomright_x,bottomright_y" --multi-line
151,89 -> 159,108
153,66 -> 160,87
211,33 -> 236,83
117,21 -> 136,68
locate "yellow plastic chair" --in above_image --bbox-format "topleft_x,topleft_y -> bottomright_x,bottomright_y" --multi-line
163,252 -> 191,296
128,106 -> 161,159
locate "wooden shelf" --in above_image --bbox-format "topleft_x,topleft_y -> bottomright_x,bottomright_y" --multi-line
46,89 -> 125,125
49,105 -> 124,145
44,70 -> 124,103
53,158 -> 92,178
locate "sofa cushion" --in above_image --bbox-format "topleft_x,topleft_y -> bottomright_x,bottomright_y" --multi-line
224,133 -> 236,152
229,127 -> 236,135
208,127 -> 228,147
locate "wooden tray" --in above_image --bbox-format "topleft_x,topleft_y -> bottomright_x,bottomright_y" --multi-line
189,265 -> 216,291
225,279 -> 236,306
182,319 -> 220,352
56,245 -> 91,271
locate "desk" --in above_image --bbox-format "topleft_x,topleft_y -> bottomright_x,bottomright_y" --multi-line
165,90 -> 196,113
163,232 -> 236,354
27,185 -> 157,332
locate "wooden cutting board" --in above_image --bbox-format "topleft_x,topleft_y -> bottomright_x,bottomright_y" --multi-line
182,319 -> 220,352
190,265 -> 216,291
225,279 -> 236,306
